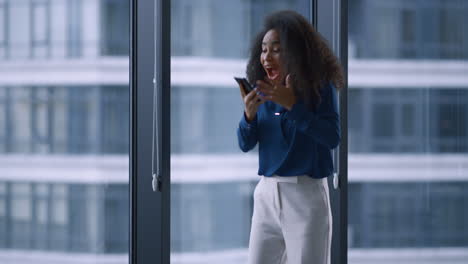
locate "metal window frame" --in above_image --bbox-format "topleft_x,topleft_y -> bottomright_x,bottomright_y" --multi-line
130,0 -> 170,263
317,0 -> 348,263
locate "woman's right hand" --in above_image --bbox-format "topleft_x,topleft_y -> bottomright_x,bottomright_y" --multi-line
242,89 -> 265,122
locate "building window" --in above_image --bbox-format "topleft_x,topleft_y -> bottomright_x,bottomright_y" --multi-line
0,87 -> 9,152
434,90 -> 468,152
0,0 -> 8,59
372,103 -> 395,138
101,86 -> 129,153
400,9 -> 416,58
101,0 -> 129,56
401,104 -> 415,136
349,88 -> 468,153
349,182 -> 468,248
11,183 -> 32,248
30,0 -> 51,58
0,183 -> 7,247
171,0 -> 194,56
50,184 -> 68,250
67,0 -> 82,57
1,86 -> 132,154
171,86 -> 243,154
32,184 -> 49,249
439,7 -> 464,58
354,0 -> 468,59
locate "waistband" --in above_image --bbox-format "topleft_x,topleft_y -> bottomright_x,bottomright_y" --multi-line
264,174 -> 325,184
263,175 -> 307,183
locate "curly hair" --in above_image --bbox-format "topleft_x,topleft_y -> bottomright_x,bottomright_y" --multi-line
246,10 -> 344,110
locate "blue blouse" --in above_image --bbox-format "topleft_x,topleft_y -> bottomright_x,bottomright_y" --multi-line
237,82 -> 340,179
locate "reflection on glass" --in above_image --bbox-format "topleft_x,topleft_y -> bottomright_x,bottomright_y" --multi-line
0,0 -> 129,263
170,1 -> 311,263
349,0 -> 468,263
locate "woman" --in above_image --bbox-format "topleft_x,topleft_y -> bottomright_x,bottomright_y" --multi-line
236,10 -> 344,264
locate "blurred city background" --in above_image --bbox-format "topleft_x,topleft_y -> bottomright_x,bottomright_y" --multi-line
0,0 -> 467,263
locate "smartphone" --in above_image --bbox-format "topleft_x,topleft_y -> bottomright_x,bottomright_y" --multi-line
234,77 -> 255,94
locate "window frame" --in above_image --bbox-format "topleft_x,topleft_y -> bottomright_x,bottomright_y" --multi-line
317,0 -> 349,263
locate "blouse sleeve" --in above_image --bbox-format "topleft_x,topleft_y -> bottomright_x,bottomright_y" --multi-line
283,82 -> 341,149
237,112 -> 259,152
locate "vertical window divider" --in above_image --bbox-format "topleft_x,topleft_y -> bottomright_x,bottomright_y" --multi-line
130,0 -> 170,263
159,0 -> 171,263
339,0 -> 348,261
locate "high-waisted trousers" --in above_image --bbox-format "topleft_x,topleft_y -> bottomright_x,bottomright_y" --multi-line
247,175 -> 332,264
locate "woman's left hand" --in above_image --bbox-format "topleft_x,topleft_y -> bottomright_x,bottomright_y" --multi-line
256,74 -> 297,111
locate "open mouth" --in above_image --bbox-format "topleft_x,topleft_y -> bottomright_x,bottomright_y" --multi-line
265,66 -> 280,81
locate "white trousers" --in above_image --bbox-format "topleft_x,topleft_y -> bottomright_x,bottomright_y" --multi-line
247,175 -> 332,264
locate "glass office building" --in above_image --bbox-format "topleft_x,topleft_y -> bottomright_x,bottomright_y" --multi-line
0,0 -> 131,261
0,0 -> 467,263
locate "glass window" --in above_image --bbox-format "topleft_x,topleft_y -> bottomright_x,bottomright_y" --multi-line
348,89 -> 364,152
50,184 -> 67,250
438,104 -> 466,138
67,86 -> 93,153
436,100 -> 467,153
372,104 -> 394,138
401,9 -> 414,43
401,104 -> 414,136
4,0 -> 96,60
101,86 -> 129,153
0,88 -> 7,152
373,7 -> 399,58
401,9 -> 415,57
67,0 -> 82,57
0,183 -> 6,247
101,0 -> 129,56
10,87 -> 33,152
11,183 -> 32,248
1,85 -> 131,154
357,0 -> 468,59
170,0 -> 312,262
9,1 -> 29,59
0,0 -> 6,58
33,183 -> 49,249
0,0 -> 129,262
31,0 -> 50,58
349,0 -> 468,262
439,8 -> 463,58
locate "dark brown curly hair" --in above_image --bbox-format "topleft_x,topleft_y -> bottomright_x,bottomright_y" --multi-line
246,10 -> 344,110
